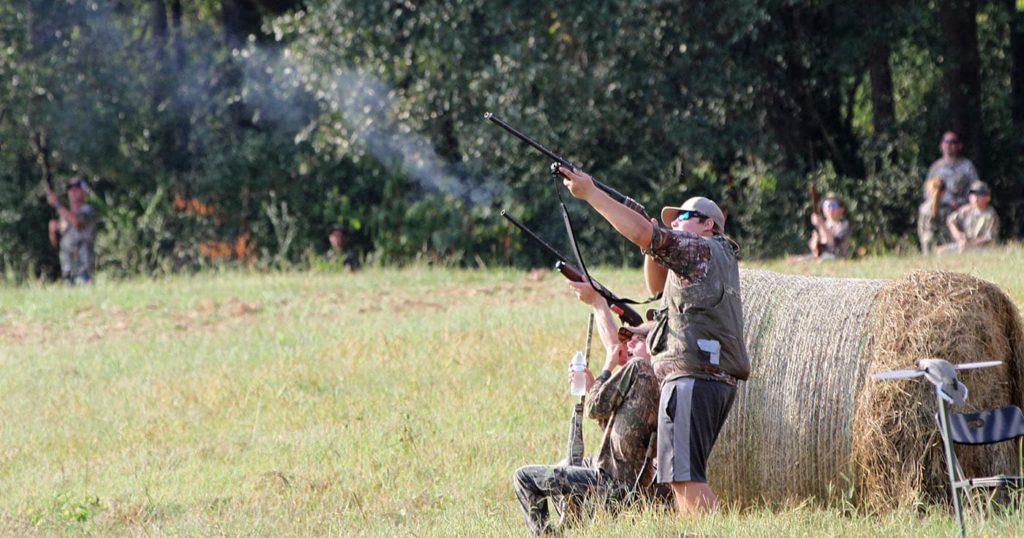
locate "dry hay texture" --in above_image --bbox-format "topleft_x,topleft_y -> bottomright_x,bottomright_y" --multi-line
711,269 -> 1024,510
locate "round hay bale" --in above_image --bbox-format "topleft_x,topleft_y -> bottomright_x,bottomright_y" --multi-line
712,269 -> 886,504
710,269 -> 1024,509
852,271 -> 1024,509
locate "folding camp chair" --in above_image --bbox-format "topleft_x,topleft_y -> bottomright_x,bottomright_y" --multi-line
873,358 -> 1007,538
936,401 -> 1024,538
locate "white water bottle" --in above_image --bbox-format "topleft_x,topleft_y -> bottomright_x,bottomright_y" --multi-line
569,351 -> 587,396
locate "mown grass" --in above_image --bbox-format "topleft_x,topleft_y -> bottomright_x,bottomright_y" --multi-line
2,245 -> 1024,536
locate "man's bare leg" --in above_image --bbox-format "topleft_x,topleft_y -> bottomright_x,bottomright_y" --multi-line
670,481 -> 718,515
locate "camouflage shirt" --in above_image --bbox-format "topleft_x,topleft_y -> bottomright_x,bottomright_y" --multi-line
643,227 -> 749,384
584,357 -> 659,487
949,205 -> 999,244
643,226 -> 711,284
817,219 -> 850,257
926,157 -> 978,209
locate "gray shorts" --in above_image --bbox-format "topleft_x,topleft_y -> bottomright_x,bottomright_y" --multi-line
657,377 -> 736,483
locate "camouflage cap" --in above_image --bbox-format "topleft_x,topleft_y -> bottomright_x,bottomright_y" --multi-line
617,321 -> 655,342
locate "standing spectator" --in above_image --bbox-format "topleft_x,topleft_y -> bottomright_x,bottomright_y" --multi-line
925,131 -> 979,211
46,176 -> 99,285
325,224 -> 360,271
917,177 -> 949,254
808,195 -> 851,260
939,180 -> 999,253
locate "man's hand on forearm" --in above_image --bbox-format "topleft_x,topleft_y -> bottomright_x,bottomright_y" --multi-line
559,166 -> 599,201
604,344 -> 627,371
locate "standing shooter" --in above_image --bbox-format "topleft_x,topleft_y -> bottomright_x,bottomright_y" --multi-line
557,165 -> 750,516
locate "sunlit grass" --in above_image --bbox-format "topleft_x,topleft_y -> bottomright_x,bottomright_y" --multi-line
1,245 -> 1023,535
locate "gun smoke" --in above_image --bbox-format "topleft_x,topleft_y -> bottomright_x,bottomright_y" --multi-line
248,48 -> 505,206
22,4 -> 506,210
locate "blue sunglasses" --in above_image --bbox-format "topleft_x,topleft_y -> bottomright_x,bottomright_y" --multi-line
675,210 -> 707,222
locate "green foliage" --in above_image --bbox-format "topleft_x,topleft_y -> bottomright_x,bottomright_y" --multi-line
28,491 -> 103,530
93,187 -> 177,277
0,0 -> 1021,278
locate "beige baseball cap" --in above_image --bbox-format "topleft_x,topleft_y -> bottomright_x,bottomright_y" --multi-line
661,196 -> 726,232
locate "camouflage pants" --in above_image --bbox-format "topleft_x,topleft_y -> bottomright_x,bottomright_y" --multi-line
59,241 -> 94,284
512,460 -> 613,536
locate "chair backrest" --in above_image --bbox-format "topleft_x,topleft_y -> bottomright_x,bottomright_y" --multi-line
946,405 -> 1024,445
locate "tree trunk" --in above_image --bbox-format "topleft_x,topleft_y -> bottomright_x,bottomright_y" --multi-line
221,0 -> 262,50
867,39 -> 896,136
1010,0 -> 1024,140
938,0 -> 984,163
171,0 -> 186,72
168,0 -> 191,182
151,0 -> 169,108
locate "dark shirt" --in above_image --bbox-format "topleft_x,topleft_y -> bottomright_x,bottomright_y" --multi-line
325,248 -> 360,271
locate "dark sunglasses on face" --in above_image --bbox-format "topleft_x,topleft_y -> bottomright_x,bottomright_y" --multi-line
822,201 -> 840,209
675,210 -> 706,222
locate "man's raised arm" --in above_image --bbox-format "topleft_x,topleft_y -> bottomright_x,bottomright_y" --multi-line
557,166 -> 653,250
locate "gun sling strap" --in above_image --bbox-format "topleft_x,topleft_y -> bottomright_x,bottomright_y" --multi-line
553,182 -> 661,308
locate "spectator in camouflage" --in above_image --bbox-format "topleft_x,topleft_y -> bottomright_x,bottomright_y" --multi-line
325,224 -> 360,271
939,180 -> 999,253
46,176 -> 99,285
925,130 -> 978,211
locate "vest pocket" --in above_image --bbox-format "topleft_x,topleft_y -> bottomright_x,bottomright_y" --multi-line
647,308 -> 669,355
696,339 -> 721,365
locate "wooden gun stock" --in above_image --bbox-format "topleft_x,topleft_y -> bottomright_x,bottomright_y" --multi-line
556,261 -> 643,327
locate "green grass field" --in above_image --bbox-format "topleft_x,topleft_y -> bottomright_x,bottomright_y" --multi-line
3,245 -> 1024,536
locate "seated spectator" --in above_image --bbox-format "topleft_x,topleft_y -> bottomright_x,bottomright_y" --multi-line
938,180 -> 999,254
808,195 -> 850,260
925,130 -> 978,211
325,225 -> 360,271
917,177 -> 949,254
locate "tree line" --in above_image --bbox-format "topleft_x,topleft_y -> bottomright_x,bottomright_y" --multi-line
1,0 -> 1021,281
